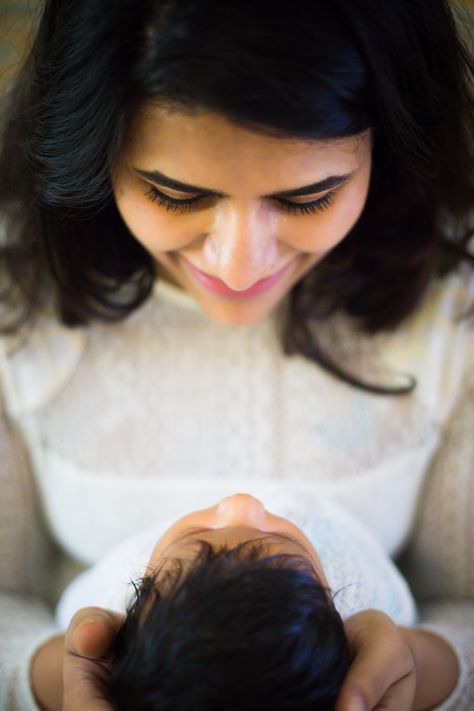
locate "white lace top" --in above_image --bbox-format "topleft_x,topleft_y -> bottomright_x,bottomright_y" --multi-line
0,261 -> 473,710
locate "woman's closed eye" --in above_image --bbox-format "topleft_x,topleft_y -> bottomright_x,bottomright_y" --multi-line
144,184 -> 336,216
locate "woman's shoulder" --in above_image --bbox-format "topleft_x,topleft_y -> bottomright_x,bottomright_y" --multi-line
0,307 -> 88,418
379,254 -> 474,423
401,252 -> 474,347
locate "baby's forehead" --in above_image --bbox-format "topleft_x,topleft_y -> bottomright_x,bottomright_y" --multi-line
147,535 -> 320,589
170,529 -> 311,559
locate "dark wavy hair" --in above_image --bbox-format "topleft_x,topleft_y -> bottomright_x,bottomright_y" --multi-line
108,538 -> 350,711
0,0 -> 472,393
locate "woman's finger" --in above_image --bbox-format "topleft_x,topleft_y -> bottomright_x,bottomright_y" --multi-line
335,611 -> 416,711
337,643 -> 413,710
373,670 -> 416,711
62,607 -> 123,711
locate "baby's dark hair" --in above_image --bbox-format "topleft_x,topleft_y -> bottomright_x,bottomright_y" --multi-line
108,538 -> 350,711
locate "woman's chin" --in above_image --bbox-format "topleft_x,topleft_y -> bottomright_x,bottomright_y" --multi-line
192,292 -> 284,326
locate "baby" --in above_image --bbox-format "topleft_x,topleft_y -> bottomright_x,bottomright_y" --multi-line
56,491 -> 416,710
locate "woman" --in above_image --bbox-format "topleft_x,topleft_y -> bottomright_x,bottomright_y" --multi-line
0,0 -> 472,709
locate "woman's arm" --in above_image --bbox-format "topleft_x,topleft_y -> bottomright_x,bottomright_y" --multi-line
337,373 -> 474,711
30,635 -> 64,711
0,410 -> 61,710
400,373 -> 474,710
30,608 -> 124,711
335,610 -> 458,711
401,626 -> 459,710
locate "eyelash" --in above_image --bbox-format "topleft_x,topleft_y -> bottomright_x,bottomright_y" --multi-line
144,185 -> 335,216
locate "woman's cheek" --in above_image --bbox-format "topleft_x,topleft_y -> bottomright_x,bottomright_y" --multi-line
284,210 -> 351,255
300,187 -> 369,254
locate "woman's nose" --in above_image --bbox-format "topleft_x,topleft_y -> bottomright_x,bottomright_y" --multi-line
216,493 -> 268,528
202,204 -> 278,290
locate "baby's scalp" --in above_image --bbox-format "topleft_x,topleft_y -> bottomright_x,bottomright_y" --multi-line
108,528 -> 349,711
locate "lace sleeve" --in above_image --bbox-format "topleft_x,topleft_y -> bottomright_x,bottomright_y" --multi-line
0,405 -> 61,710
399,373 -> 474,710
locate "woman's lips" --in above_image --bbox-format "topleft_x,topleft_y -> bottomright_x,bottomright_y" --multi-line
180,256 -> 294,297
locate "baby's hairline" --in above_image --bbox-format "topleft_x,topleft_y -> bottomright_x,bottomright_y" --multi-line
139,536 -> 327,598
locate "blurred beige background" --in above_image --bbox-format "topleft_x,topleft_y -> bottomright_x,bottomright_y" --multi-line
0,0 -> 38,93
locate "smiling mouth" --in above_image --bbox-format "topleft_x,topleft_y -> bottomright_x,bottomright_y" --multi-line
180,256 -> 295,298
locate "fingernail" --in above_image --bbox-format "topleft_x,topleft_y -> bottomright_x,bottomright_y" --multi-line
77,616 -> 100,629
79,617 -> 99,627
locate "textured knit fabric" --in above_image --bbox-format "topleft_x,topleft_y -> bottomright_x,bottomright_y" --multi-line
0,259 -> 473,710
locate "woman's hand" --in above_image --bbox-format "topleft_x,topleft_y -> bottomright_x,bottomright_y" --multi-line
335,609 -> 459,711
31,606 -> 124,711
62,607 -> 124,710
335,609 -> 417,711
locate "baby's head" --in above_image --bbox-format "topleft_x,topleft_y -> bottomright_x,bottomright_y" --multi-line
108,495 -> 350,710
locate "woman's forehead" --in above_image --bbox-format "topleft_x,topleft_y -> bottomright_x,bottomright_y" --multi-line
123,106 -> 370,189
128,103 -> 368,153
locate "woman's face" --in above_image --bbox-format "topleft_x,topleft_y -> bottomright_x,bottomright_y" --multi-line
113,105 -> 372,325
147,493 -> 329,587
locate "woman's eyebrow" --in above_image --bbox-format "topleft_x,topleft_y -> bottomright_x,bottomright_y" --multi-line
132,167 -> 354,199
